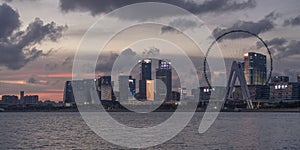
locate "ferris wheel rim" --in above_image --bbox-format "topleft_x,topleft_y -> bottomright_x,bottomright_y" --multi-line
203,30 -> 273,89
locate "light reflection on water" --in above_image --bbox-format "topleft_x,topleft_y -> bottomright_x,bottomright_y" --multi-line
0,112 -> 299,149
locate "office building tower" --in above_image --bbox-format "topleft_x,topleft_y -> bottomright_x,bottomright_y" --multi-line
156,59 -> 172,100
20,91 -> 24,105
243,52 -> 267,85
298,75 -> 300,83
63,81 -> 75,105
98,76 -> 114,100
146,80 -> 155,101
119,75 -> 136,101
139,59 -> 152,99
128,78 -> 136,96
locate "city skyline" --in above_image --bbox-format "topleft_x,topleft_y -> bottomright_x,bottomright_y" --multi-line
0,0 -> 300,101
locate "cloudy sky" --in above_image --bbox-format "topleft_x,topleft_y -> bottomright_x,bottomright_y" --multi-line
0,0 -> 300,101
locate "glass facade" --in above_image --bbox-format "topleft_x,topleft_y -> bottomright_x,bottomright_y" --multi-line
243,52 -> 267,85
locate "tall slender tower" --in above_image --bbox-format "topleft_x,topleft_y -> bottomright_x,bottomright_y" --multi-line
139,59 -> 152,99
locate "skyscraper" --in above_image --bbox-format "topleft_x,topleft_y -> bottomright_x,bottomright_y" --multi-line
98,76 -> 114,101
146,80 -> 155,101
156,59 -> 172,100
243,52 -> 267,85
298,75 -> 300,83
20,91 -> 24,105
63,81 -> 75,105
119,75 -> 136,101
139,59 -> 152,99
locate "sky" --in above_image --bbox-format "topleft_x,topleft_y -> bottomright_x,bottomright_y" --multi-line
0,0 -> 300,101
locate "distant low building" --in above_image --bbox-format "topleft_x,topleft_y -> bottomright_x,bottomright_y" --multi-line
271,76 -> 289,83
269,82 -> 300,101
233,85 -> 270,101
24,95 -> 39,105
1,95 -> 19,106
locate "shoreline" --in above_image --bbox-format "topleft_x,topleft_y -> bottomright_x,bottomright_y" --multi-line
1,107 -> 299,113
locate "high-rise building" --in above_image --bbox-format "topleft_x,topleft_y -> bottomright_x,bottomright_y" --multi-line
156,59 -> 172,100
139,59 -> 152,99
65,79 -> 96,105
146,80 -> 155,101
129,78 -> 136,96
97,76 -> 114,100
63,81 -> 75,105
119,75 -> 136,101
298,75 -> 300,83
20,91 -> 24,105
243,52 -> 267,85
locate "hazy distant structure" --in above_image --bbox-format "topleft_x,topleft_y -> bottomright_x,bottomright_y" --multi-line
119,75 -> 136,101
20,91 -> 24,105
63,81 -> 75,105
243,52 -> 267,85
298,75 -> 300,83
97,76 -> 114,100
139,59 -> 152,99
156,59 -> 172,101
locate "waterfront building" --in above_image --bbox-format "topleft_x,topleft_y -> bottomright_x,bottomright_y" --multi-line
156,59 -> 172,101
146,80 -> 155,101
63,81 -> 75,105
139,59 -> 152,99
24,95 -> 39,105
1,95 -> 19,106
233,85 -> 270,100
119,75 -> 136,101
269,82 -> 300,101
271,76 -> 289,83
20,91 -> 24,105
243,52 -> 267,85
97,76 -> 114,101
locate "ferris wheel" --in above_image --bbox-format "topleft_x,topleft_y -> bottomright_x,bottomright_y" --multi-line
203,30 -> 273,89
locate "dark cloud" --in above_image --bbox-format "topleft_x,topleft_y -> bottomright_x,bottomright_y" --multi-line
27,76 -> 48,85
161,18 -> 202,34
0,4 -> 67,70
120,48 -> 136,56
142,47 -> 160,56
275,40 -> 300,59
62,56 -> 74,66
95,47 -> 159,73
284,15 -> 300,26
212,12 -> 278,40
95,53 -> 118,73
45,63 -> 58,71
256,37 -> 300,59
256,37 -> 287,49
59,0 -> 256,18
161,26 -> 177,34
0,3 -> 20,40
